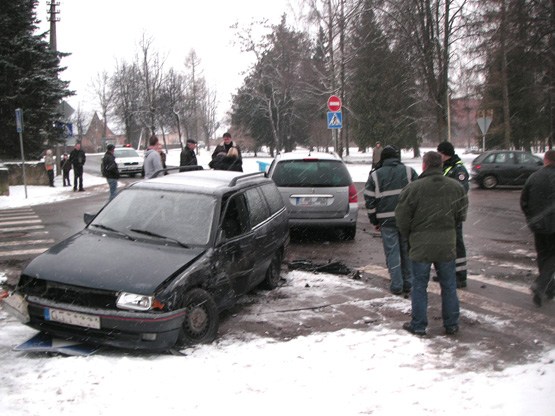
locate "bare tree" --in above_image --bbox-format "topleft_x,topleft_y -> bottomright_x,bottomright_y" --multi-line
89,70 -> 115,141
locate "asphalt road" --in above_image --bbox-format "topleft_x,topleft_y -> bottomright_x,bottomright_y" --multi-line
0,177 -> 553,368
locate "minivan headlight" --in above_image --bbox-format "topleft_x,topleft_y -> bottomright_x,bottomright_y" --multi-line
117,292 -> 153,311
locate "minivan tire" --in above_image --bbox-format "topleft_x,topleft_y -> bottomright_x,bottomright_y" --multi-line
261,251 -> 282,290
177,288 -> 219,345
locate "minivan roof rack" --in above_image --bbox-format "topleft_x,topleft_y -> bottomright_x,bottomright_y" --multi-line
228,171 -> 265,187
151,165 -> 203,178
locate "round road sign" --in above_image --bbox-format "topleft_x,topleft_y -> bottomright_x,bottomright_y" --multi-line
328,96 -> 342,112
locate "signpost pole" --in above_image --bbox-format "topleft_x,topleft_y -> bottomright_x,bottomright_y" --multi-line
15,109 -> 28,199
482,114 -> 486,151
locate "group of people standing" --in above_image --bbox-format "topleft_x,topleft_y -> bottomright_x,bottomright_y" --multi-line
365,142 -> 469,336
44,143 -> 86,191
366,141 -> 555,335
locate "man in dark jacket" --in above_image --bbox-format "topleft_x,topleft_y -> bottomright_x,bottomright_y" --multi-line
437,141 -> 469,288
212,132 -> 242,162
395,151 -> 468,336
520,150 -> 555,306
364,145 -> 419,295
180,139 -> 198,171
69,142 -> 86,192
102,144 -> 119,201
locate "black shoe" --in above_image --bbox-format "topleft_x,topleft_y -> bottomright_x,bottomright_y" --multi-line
533,293 -> 542,307
546,292 -> 554,300
391,289 -> 403,295
73,188 -> 77,192
457,280 -> 467,289
403,286 -> 412,293
403,322 -> 426,336
79,188 -> 85,192
445,326 -> 459,335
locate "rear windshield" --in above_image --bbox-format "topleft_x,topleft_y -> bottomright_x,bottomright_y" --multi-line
272,159 -> 352,187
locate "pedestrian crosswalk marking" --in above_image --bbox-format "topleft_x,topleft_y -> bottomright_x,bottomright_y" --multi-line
0,239 -> 55,247
0,208 -> 53,260
0,219 -> 41,226
0,248 -> 48,257
0,225 -> 45,232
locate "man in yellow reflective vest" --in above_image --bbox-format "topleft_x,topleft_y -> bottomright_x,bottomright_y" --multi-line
437,141 -> 469,289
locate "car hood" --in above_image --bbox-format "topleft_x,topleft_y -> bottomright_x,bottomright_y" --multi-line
22,231 -> 205,294
116,156 -> 143,165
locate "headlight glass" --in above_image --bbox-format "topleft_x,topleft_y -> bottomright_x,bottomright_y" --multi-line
116,292 -> 154,311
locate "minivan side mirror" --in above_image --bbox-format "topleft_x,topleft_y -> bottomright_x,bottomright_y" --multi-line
83,212 -> 96,225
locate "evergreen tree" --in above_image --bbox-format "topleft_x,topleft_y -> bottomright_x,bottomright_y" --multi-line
0,0 -> 72,160
349,4 -> 418,152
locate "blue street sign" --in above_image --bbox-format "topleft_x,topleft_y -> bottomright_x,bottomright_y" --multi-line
15,109 -> 23,132
327,111 -> 342,129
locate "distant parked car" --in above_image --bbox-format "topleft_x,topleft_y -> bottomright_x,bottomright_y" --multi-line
3,170 -> 289,350
471,150 -> 543,189
267,151 -> 358,239
114,146 -> 144,177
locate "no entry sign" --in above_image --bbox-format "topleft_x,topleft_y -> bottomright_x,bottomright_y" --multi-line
327,96 -> 342,112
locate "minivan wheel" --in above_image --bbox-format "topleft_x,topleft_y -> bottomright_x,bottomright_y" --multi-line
482,175 -> 498,189
261,251 -> 282,290
177,288 -> 219,346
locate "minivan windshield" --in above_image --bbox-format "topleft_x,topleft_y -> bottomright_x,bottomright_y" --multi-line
272,160 -> 352,187
114,148 -> 140,158
90,189 -> 216,246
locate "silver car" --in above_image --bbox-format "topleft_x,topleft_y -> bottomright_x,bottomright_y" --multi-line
267,151 -> 358,239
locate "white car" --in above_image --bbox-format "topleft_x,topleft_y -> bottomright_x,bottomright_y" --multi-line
114,147 -> 144,177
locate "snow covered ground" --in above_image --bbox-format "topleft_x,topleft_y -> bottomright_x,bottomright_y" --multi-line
1,148 -> 553,415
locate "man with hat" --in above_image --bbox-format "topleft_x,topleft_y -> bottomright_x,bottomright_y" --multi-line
437,141 -> 469,288
180,139 -> 198,171
365,145 -> 419,295
102,144 -> 119,201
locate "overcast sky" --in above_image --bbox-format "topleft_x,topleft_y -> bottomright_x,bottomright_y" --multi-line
35,0 -> 297,125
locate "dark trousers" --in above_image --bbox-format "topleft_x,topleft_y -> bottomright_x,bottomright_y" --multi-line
47,170 -> 54,187
532,232 -> 555,296
455,224 -> 467,283
63,170 -> 71,186
73,167 -> 83,190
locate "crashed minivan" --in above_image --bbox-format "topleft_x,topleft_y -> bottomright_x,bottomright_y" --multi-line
4,170 -> 289,350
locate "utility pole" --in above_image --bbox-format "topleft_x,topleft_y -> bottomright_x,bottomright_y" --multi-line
47,2 -> 60,51
47,2 -> 62,174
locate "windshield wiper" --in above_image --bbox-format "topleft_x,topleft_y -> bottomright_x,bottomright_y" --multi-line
91,224 -> 135,240
129,228 -> 189,248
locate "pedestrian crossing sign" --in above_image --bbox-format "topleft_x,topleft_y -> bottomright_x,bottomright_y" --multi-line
327,112 -> 342,129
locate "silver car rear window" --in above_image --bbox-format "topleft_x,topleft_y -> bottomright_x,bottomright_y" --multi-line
272,160 -> 352,187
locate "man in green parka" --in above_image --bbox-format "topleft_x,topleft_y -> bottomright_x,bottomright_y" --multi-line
395,151 -> 468,336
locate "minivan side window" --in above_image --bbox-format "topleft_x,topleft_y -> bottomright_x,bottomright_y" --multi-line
245,187 -> 270,227
221,194 -> 250,239
260,183 -> 285,215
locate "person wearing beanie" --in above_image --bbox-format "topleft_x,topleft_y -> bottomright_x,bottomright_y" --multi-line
437,141 -> 469,288
365,145 -> 419,295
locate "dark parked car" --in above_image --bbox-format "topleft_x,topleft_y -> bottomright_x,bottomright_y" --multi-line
471,150 -> 543,189
267,151 -> 358,239
3,171 -> 289,350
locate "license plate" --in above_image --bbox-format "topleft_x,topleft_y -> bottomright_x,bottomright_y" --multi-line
45,308 -> 101,329
296,197 -> 328,206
